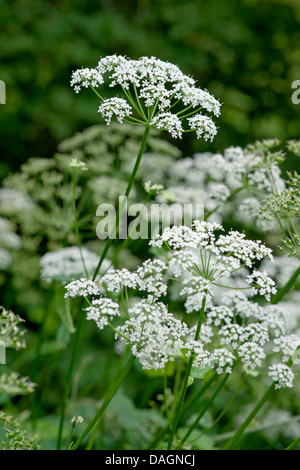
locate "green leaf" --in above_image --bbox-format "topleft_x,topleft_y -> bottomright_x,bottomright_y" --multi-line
191,362 -> 215,379
56,323 -> 71,349
54,286 -> 75,334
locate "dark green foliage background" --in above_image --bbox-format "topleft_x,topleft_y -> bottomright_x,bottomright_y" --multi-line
1,0 -> 300,451
1,0 -> 300,175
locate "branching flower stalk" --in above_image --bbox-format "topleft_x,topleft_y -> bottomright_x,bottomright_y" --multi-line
70,55 -> 221,280
57,55 -> 222,449
64,219 -> 296,450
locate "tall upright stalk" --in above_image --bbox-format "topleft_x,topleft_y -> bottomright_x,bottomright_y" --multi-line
167,296 -> 206,450
72,169 -> 89,278
92,125 -> 150,281
223,384 -> 274,450
178,373 -> 230,448
70,354 -> 135,450
58,125 -> 150,449
57,307 -> 86,450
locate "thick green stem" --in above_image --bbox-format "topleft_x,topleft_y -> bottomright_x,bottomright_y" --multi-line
70,354 -> 135,450
57,308 -> 86,450
167,297 -> 206,450
92,125 -> 150,281
271,265 -> 300,304
223,383 -> 274,450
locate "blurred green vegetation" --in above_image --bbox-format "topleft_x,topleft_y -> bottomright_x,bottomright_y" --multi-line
1,0 -> 300,176
0,1 -> 300,450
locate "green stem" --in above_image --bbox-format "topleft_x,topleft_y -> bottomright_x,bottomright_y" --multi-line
167,297 -> 207,450
70,354 -> 135,450
72,170 -> 89,278
178,373 -> 230,448
183,373 -> 217,415
271,265 -> 300,304
285,435 -> 300,450
92,125 -> 150,281
163,364 -> 172,429
101,194 -> 151,277
67,427 -> 75,450
57,308 -> 86,450
146,373 -> 216,450
85,350 -> 129,450
223,383 -> 274,450
213,415 -> 300,443
189,380 -> 244,445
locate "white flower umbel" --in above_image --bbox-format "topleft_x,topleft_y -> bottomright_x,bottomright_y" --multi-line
210,348 -> 236,375
150,221 -> 275,301
98,97 -> 132,125
70,67 -> 104,93
187,114 -> 217,142
85,297 -> 120,330
246,270 -> 277,301
268,363 -> 295,389
64,278 -> 102,299
103,260 -> 167,298
69,159 -> 88,172
66,222 -> 299,385
71,55 -> 221,140
117,298 -> 189,370
40,246 -> 107,282
273,335 -> 300,362
102,268 -> 139,293
150,113 -> 184,139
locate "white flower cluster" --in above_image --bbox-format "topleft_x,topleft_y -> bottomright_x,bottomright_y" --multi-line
0,217 -> 21,251
70,67 -> 104,93
65,222 -> 298,387
117,298 -> 189,370
71,55 -> 220,140
268,364 -> 295,390
144,180 -> 164,195
98,97 -> 132,125
64,278 -> 102,299
246,270 -> 277,301
150,113 -> 183,139
69,159 -> 88,171
156,144 -> 285,231
40,246 -> 109,282
150,221 -> 275,301
85,297 -> 120,330
187,114 -> 218,142
0,307 -> 26,350
0,188 -> 34,214
102,259 -> 167,298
